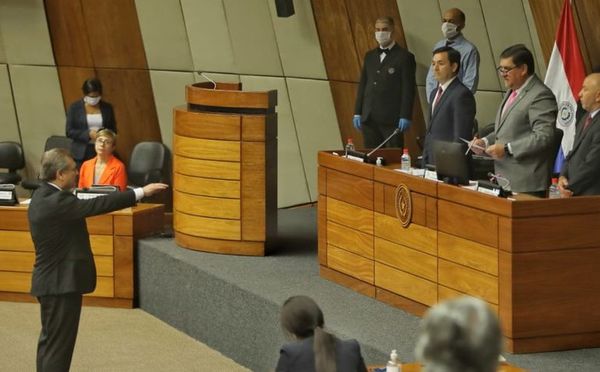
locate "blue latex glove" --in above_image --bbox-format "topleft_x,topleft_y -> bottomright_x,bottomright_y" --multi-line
353,115 -> 362,130
398,118 -> 411,132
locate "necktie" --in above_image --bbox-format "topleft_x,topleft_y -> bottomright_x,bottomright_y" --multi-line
432,86 -> 443,112
502,90 -> 518,117
445,39 -> 454,47
583,114 -> 593,132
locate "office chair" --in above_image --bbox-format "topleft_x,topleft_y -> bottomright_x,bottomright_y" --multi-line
128,142 -> 170,187
21,136 -> 73,191
0,141 -> 25,185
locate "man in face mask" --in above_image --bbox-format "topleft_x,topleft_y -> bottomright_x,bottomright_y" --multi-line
354,16 -> 416,150
425,8 -> 480,102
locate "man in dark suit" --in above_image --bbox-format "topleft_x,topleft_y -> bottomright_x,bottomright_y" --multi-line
558,73 -> 600,196
29,148 -> 167,371
353,16 -> 416,149
472,44 -> 557,195
423,46 -> 476,166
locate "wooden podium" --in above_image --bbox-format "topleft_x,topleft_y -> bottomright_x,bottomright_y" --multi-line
318,149 -> 600,353
173,82 -> 277,256
0,203 -> 164,308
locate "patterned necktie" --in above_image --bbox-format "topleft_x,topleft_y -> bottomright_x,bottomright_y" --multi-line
432,86 -> 443,111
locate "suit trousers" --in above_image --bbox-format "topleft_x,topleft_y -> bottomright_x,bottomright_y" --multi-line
37,293 -> 83,372
362,120 -> 404,149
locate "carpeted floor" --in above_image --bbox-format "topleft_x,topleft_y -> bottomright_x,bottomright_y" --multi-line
0,301 -> 250,372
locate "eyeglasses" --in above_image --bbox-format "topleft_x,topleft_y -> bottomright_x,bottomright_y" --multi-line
96,139 -> 114,145
496,65 -> 521,74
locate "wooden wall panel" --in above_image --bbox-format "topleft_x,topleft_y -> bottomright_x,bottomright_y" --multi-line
574,0 -> 600,69
45,0 -> 94,67
57,66 -> 95,111
327,245 -> 374,284
96,68 -> 161,164
327,197 -> 373,234
330,81 -> 363,147
81,0 -> 147,69
528,0 -> 564,63
346,0 -> 409,62
311,0 -> 361,82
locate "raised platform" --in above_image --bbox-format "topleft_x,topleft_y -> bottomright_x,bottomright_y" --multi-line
136,206 -> 600,372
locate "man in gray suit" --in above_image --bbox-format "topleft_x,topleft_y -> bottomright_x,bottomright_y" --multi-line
558,73 -> 600,196
29,148 -> 167,371
472,44 -> 557,195
423,46 -> 476,166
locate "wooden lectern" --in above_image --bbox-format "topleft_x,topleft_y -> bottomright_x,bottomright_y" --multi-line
173,82 -> 277,256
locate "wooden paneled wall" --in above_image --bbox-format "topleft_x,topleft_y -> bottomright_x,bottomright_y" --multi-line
529,0 -> 600,72
44,0 -> 161,165
311,0 -> 426,155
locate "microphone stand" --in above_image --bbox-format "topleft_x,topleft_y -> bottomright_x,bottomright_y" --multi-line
364,128 -> 401,162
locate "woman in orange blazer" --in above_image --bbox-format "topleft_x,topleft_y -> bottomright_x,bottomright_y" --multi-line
78,129 -> 127,191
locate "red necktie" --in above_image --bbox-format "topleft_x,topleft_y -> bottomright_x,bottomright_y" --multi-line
432,86 -> 443,111
583,114 -> 593,132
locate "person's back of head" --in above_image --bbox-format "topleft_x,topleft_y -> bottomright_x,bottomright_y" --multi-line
415,296 -> 502,372
280,296 -> 337,372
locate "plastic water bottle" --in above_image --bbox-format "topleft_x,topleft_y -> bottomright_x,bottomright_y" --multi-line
386,349 -> 400,372
548,177 -> 560,198
401,148 -> 411,171
345,138 -> 355,157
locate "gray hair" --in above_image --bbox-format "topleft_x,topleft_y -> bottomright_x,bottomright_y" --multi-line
415,296 -> 502,372
40,148 -> 73,181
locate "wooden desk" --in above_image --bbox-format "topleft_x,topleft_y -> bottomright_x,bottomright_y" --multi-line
0,203 -> 164,308
368,362 -> 525,372
318,150 -> 600,353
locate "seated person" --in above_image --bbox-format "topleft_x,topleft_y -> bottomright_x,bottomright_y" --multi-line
275,295 -> 367,372
415,296 -> 502,372
78,129 -> 127,191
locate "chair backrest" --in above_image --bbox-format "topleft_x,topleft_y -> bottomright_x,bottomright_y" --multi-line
128,142 -> 170,187
0,141 -> 25,172
45,135 -> 73,152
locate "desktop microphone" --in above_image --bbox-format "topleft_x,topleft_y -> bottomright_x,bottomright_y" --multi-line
487,172 -> 511,190
365,128 -> 401,160
200,72 -> 217,89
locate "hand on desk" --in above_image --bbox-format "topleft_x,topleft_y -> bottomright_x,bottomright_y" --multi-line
142,183 -> 169,197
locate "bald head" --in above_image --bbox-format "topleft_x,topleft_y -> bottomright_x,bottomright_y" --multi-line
442,8 -> 465,31
579,73 -> 600,112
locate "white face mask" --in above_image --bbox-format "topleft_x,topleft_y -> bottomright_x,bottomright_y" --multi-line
84,95 -> 101,106
375,31 -> 391,45
441,22 -> 459,39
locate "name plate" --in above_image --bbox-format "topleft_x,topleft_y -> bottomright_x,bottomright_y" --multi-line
0,191 -> 13,200
76,192 -> 107,200
345,154 -> 365,162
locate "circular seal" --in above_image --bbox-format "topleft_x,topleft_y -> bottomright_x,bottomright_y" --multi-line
394,183 -> 412,228
557,101 -> 575,127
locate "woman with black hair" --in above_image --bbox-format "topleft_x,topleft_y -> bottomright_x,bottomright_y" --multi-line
275,295 -> 367,372
66,78 -> 116,168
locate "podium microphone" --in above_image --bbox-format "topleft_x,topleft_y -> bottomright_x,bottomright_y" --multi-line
366,128 -> 401,158
200,72 -> 217,89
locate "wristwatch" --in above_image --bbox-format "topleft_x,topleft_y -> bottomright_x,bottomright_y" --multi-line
504,143 -> 512,156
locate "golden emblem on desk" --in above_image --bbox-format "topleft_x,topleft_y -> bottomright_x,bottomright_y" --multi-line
394,183 -> 412,227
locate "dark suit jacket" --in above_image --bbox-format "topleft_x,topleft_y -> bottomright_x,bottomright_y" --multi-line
66,99 -> 116,161
423,78 -> 476,165
275,336 -> 367,372
355,44 -> 416,125
560,113 -> 600,195
29,182 -> 136,296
